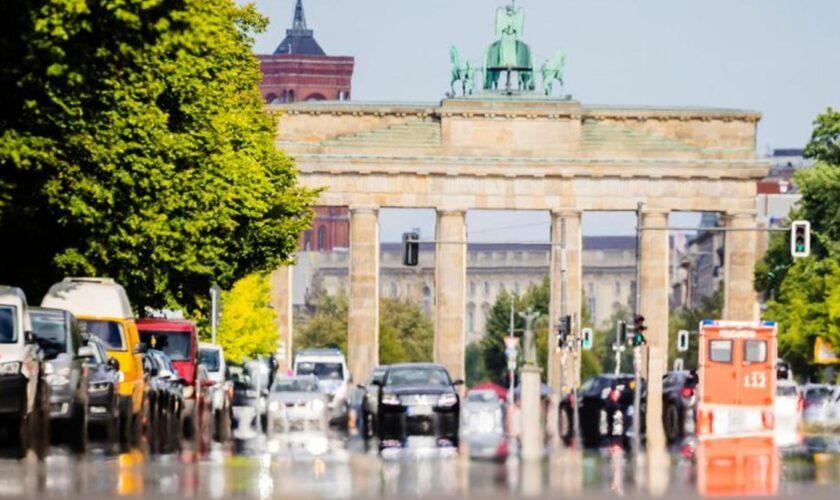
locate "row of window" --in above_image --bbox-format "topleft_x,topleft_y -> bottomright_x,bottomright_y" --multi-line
302,226 -> 328,251
266,90 -> 349,104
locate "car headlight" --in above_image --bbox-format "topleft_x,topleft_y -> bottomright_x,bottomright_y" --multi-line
382,394 -> 400,406
438,393 -> 458,407
0,362 -> 21,376
116,372 -> 125,383
89,382 -> 111,393
49,375 -> 70,386
269,401 -> 280,412
312,399 -> 325,411
182,386 -> 194,399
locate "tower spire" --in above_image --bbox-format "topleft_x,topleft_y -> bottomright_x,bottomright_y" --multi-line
292,0 -> 307,30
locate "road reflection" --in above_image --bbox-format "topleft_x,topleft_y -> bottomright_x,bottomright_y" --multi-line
0,436 -> 839,498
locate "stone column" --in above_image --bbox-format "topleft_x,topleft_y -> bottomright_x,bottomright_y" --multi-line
724,212 -> 760,321
348,206 -> 379,385
640,209 -> 669,452
434,209 -> 467,381
270,265 -> 293,372
548,210 -> 582,394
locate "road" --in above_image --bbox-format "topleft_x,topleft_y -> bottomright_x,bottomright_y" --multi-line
2,433 -> 840,498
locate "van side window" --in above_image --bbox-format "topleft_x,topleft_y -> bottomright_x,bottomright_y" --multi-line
744,340 -> 767,364
709,340 -> 732,363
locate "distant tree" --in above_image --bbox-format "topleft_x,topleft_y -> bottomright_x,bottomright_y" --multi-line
667,285 -> 723,372
216,273 -> 278,363
294,293 -> 433,365
803,107 -> 840,166
465,343 -> 488,387
0,0 -> 316,317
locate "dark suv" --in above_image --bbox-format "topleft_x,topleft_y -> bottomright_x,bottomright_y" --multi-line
30,307 -> 89,453
662,370 -> 699,444
559,373 -> 645,448
375,363 -> 462,449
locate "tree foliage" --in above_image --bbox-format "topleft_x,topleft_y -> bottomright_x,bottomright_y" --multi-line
294,293 -> 433,365
667,285 -> 723,371
0,0 -> 315,317
756,108 -> 840,379
216,272 -> 277,363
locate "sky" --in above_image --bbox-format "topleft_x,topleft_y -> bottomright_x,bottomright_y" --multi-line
250,0 -> 840,241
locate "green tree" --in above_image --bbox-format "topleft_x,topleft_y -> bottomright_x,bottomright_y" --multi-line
465,343 -> 488,387
755,108 -> 840,377
667,284 -> 723,371
0,0 -> 315,317
216,273 -> 277,363
294,293 -> 433,365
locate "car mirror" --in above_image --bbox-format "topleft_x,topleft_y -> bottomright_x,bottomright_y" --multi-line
134,342 -> 148,354
80,332 -> 90,346
371,380 -> 382,387
452,379 -> 465,386
107,358 -> 120,371
24,331 -> 35,345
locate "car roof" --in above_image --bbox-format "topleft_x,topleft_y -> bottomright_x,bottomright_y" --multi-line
30,306 -> 72,319
0,286 -> 27,306
386,363 -> 448,370
296,348 -> 343,356
137,318 -> 196,331
199,342 -> 222,351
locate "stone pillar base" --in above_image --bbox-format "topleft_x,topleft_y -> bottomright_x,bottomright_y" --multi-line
520,365 -> 543,461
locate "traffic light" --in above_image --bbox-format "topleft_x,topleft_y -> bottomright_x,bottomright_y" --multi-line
402,232 -> 420,266
790,220 -> 810,258
557,315 -> 571,349
581,328 -> 593,350
677,329 -> 689,352
632,315 -> 647,347
616,321 -> 627,345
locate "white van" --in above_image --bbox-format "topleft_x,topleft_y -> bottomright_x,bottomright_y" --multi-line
293,348 -> 350,424
0,286 -> 49,459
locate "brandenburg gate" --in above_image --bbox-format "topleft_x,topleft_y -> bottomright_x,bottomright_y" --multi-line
268,3 -> 767,449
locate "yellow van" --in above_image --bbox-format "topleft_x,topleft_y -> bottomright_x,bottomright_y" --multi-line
42,278 -> 146,446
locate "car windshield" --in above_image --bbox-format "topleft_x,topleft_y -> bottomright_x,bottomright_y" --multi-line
806,387 -> 832,402
79,320 -> 125,351
386,367 -> 451,387
0,305 -> 17,344
139,330 -> 191,361
296,361 -> 343,380
31,312 -> 67,358
777,385 -> 798,397
272,378 -> 319,393
199,349 -> 220,372
370,369 -> 386,384
467,390 -> 498,403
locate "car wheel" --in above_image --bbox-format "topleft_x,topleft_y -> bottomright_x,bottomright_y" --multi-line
364,412 -> 374,439
664,404 -> 680,444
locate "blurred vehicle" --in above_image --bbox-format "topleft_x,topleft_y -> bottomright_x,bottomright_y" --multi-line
198,342 -> 233,442
559,373 -> 643,448
142,349 -> 184,454
801,383 -> 834,428
352,365 -> 388,438
776,359 -> 792,381
294,348 -> 350,426
42,277 -> 147,448
136,319 -> 214,442
78,337 -> 121,452
774,379 -> 802,448
662,370 -> 698,445
192,364 -> 215,455
0,286 -> 49,459
30,307 -> 89,453
375,363 -> 462,449
460,389 -> 507,459
228,363 -> 265,442
696,320 -> 777,438
266,375 -> 329,455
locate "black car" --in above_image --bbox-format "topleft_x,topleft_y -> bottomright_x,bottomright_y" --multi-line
143,349 -> 185,453
30,307 -> 89,453
559,374 -> 646,448
78,337 -> 121,452
356,365 -> 388,439
662,370 -> 699,444
375,363 -> 462,448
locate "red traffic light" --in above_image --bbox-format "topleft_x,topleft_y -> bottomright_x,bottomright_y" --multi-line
634,315 -> 647,331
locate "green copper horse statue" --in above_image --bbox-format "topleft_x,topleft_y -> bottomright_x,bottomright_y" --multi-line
450,46 -> 474,96
483,4 -> 535,91
541,49 -> 566,96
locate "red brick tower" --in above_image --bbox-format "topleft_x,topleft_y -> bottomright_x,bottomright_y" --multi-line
258,0 -> 354,103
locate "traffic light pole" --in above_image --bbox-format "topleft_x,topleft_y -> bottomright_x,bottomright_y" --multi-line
632,203 -> 643,455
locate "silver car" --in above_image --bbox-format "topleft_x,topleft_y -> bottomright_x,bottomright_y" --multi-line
801,384 -> 834,429
460,389 -> 507,459
267,375 -> 329,455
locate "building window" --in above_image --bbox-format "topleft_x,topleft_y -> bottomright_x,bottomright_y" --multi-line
468,309 -> 475,333
484,282 -> 490,296
514,282 -> 520,295
317,226 -> 326,251
422,286 -> 431,313
615,281 -> 621,296
498,282 -> 505,294
588,297 -> 597,323
470,282 -> 476,297
390,282 -> 398,298
303,231 -> 312,251
587,283 -> 595,297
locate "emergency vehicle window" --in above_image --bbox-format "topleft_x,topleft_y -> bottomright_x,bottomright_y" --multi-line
744,340 -> 767,363
709,340 -> 732,363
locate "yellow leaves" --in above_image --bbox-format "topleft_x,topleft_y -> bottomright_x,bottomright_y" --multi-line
216,272 -> 278,363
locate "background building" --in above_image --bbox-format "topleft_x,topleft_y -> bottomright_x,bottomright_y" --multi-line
257,0 -> 354,103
